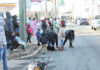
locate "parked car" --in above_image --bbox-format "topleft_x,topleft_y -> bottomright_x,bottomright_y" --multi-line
91,15 -> 100,30
80,18 -> 89,25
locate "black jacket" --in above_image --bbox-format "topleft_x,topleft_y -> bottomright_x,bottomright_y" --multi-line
42,21 -> 47,31
4,11 -> 13,33
12,15 -> 19,31
47,31 -> 58,47
40,32 -> 48,44
63,30 -> 75,46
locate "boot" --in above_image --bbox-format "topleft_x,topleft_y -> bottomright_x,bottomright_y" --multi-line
61,46 -> 64,50
58,47 -> 62,51
47,46 -> 50,51
51,47 -> 56,51
69,45 -> 74,48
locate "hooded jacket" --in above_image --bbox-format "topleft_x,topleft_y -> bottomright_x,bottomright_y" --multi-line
4,11 -> 13,33
0,11 -> 7,48
12,15 -> 19,31
27,24 -> 32,34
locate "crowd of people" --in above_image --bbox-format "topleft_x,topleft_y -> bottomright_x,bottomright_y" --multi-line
0,11 -> 75,70
26,16 -> 75,54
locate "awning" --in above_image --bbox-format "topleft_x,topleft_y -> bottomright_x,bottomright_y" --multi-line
0,3 -> 16,7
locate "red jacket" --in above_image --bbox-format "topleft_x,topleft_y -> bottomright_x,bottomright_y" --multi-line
27,24 -> 32,34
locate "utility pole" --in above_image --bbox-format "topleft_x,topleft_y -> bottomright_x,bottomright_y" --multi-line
45,0 -> 48,17
58,0 -> 59,18
19,0 -> 27,42
54,0 -> 57,18
92,0 -> 94,17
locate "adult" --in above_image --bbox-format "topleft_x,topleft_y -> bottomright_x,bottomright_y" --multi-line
60,18 -> 66,36
53,18 -> 57,33
47,30 -> 58,51
5,11 -> 13,34
27,17 -> 31,26
63,30 -> 75,48
4,11 -> 14,49
56,18 -> 60,33
31,18 -> 37,36
12,15 -> 19,36
42,19 -> 47,32
0,11 -> 8,70
48,18 -> 53,31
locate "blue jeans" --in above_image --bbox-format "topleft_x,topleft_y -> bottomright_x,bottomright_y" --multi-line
0,46 -> 8,70
37,36 -> 40,44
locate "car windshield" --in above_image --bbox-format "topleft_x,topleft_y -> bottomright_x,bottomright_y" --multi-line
81,18 -> 88,20
94,16 -> 100,19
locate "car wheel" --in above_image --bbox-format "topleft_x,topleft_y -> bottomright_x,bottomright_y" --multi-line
94,28 -> 96,30
91,27 -> 93,29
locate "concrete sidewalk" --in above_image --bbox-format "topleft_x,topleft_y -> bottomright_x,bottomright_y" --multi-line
0,36 -> 42,70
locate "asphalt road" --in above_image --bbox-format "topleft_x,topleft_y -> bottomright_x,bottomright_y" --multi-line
1,24 -> 100,70
37,24 -> 100,70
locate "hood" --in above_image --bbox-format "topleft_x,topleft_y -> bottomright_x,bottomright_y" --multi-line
6,11 -> 11,18
12,15 -> 17,21
0,11 -> 3,17
27,24 -> 30,28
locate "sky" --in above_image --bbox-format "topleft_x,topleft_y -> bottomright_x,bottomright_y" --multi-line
0,0 -> 100,17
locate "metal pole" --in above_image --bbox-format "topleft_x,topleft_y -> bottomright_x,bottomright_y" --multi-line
45,0 -> 48,17
19,0 -> 27,42
54,0 -> 57,18
58,0 -> 59,18
92,0 -> 94,17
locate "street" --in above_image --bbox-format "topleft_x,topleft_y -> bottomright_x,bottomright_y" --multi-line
1,24 -> 100,70
1,0 -> 100,70
35,24 -> 100,70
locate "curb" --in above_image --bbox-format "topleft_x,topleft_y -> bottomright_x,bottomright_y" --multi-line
17,46 -> 42,59
0,46 -> 42,65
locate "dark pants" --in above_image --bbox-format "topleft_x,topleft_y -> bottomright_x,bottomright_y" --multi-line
37,36 -> 40,45
63,36 -> 73,47
69,41 -> 72,47
42,28 -> 47,32
47,41 -> 56,51
27,33 -> 31,43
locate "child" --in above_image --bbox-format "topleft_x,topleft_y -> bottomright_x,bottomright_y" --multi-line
58,40 -> 64,51
36,28 -> 41,46
27,24 -> 32,43
40,32 -> 48,54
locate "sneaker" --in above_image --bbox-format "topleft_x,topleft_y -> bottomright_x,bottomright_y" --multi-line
69,46 -> 74,48
38,44 -> 41,46
52,47 -> 56,51
42,51 -> 46,54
